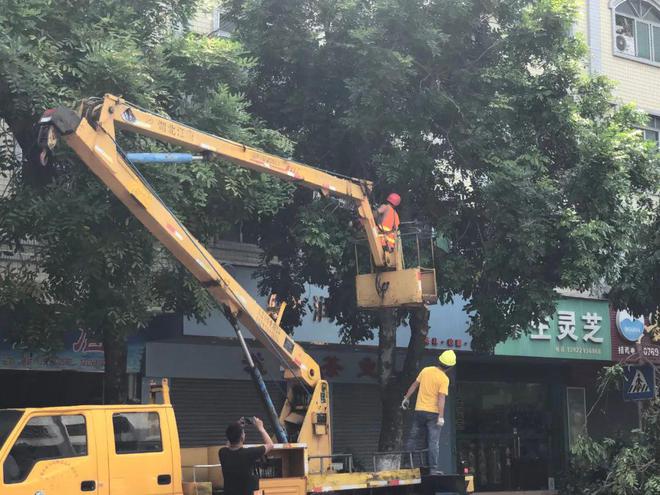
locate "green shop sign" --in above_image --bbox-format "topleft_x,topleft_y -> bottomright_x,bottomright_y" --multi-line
495,298 -> 612,360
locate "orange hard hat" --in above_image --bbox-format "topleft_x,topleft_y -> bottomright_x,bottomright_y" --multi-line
387,193 -> 401,207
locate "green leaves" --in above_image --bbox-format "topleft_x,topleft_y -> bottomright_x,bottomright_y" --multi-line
0,0 -> 294,383
229,0 -> 659,352
564,365 -> 660,494
566,405 -> 660,495
0,266 -> 69,353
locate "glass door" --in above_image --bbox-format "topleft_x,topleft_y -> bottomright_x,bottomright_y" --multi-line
456,382 -> 553,491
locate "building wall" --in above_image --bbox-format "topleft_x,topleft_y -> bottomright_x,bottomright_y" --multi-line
580,0 -> 660,113
187,3 -> 235,37
566,361 -> 639,439
189,11 -> 214,35
147,339 -> 457,472
575,2 -> 590,54
182,265 -> 472,350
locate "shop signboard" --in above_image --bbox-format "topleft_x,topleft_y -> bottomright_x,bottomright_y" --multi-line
0,328 -> 144,373
611,309 -> 660,362
147,341 -> 445,384
616,310 -> 645,342
623,364 -> 655,401
495,298 -> 612,360
184,266 -> 473,350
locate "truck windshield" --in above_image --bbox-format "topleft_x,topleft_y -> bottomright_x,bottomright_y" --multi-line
0,410 -> 23,449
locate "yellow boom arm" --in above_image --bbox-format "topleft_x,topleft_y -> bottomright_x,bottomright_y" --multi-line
48,101 -> 321,386
39,96 -> 336,463
97,94 -> 396,269
64,96 -> 441,312
37,94 -> 438,463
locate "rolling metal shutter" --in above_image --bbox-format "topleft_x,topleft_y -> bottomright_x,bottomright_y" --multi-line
171,378 -> 389,470
331,383 -> 383,470
170,378 -> 286,447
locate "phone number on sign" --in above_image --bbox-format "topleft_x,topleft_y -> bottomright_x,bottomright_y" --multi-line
643,347 -> 660,357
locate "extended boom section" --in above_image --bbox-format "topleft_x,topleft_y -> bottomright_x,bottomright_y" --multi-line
102,94 -> 392,269
49,95 -> 438,310
101,94 -> 438,309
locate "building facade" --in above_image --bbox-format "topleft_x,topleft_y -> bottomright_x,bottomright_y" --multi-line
141,248 -> 635,493
578,0 -> 660,144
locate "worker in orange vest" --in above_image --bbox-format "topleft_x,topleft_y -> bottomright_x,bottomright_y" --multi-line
377,193 -> 401,252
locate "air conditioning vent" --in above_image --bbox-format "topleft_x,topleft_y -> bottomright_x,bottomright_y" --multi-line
616,34 -> 635,55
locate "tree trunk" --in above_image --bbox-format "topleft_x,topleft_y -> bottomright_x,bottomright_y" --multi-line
1,110 -> 58,186
103,328 -> 128,404
403,306 -> 431,384
377,306 -> 431,452
377,309 -> 403,452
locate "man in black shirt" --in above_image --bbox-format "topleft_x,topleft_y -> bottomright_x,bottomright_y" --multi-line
219,417 -> 274,495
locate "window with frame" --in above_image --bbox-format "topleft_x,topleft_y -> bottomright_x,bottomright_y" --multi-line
212,7 -> 235,38
641,115 -> 660,145
614,0 -> 660,63
112,412 -> 162,454
3,414 -> 88,484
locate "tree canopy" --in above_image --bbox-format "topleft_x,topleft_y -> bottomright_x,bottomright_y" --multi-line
227,0 -> 659,351
0,0 -> 293,401
226,0 -> 659,451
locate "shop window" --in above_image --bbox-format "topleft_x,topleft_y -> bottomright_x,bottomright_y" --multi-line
127,373 -> 142,403
3,414 -> 87,484
566,387 -> 587,450
456,382 -> 554,491
112,412 -> 162,454
614,1 -> 660,63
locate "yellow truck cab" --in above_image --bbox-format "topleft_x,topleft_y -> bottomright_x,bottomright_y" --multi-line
0,395 -> 182,495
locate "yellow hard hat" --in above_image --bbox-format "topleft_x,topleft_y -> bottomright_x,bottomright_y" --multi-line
438,350 -> 457,367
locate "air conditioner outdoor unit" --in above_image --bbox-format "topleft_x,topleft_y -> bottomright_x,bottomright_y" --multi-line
616,34 -> 635,56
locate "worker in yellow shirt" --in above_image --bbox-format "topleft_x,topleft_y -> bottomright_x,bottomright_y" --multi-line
401,350 -> 456,475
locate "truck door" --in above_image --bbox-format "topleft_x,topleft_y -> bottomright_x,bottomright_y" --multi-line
106,409 -> 175,494
1,412 -> 99,495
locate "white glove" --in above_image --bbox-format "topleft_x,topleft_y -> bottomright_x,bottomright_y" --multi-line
401,397 -> 410,410
437,416 -> 445,427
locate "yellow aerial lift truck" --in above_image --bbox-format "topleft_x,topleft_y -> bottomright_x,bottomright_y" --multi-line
0,95 -> 471,495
